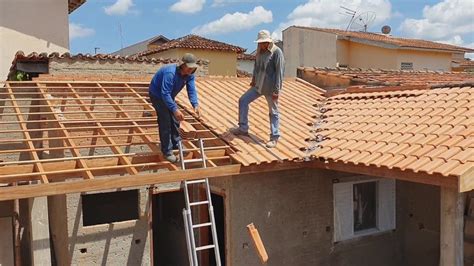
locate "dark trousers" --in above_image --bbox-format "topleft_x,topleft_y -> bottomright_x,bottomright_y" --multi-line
150,96 -> 181,156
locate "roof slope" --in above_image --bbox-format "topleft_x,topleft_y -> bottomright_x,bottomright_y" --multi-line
290,26 -> 474,53
298,67 -> 474,87
306,85 -> 473,178
137,35 -> 246,56
111,35 -> 170,56
177,78 -> 325,166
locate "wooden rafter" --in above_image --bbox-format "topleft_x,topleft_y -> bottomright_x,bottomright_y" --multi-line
0,81 -> 237,200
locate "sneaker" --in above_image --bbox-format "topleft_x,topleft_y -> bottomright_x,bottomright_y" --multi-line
265,139 -> 278,148
165,154 -> 179,163
230,127 -> 249,136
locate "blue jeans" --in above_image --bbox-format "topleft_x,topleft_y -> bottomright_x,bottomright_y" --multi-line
150,96 -> 181,156
238,87 -> 280,140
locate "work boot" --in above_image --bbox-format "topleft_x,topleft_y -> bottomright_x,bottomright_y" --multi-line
265,139 -> 278,148
230,127 -> 249,136
165,154 -> 179,163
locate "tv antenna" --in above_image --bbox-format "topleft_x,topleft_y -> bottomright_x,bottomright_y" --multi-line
340,6 -> 357,31
349,11 -> 376,32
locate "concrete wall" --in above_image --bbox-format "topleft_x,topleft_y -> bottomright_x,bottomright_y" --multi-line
0,217 -> 14,266
237,60 -> 255,75
396,49 -> 452,71
64,188 -> 151,265
212,168 -> 441,266
0,0 -> 69,80
283,27 -> 338,77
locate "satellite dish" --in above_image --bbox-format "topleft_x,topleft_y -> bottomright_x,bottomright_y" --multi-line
349,11 -> 376,32
381,25 -> 391,35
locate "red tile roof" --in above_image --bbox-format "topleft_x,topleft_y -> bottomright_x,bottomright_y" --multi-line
237,53 -> 256,61
177,78 -> 325,166
298,67 -> 474,88
305,84 -> 473,178
137,35 -> 246,56
290,26 -> 474,53
68,0 -> 86,14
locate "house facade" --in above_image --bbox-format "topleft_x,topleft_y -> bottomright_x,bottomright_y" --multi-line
136,35 -> 246,77
0,0 -> 85,80
283,26 -> 474,77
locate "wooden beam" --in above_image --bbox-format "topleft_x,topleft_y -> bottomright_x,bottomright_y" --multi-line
0,165 -> 242,201
247,223 -> 269,264
440,187 -> 464,266
458,166 -> 474,192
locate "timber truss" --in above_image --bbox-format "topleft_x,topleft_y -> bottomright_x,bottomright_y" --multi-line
0,81 -> 240,201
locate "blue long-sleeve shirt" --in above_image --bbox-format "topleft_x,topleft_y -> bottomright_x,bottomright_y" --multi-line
149,64 -> 199,113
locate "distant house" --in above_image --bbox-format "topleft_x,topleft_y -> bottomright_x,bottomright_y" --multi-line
283,26 -> 474,77
0,0 -> 86,80
111,35 -> 170,57
237,53 -> 255,75
136,34 -> 246,76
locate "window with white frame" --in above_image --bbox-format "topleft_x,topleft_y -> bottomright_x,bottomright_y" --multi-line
333,179 -> 396,242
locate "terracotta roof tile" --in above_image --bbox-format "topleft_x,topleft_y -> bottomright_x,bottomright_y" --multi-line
298,67 -> 474,89
306,85 -> 474,178
137,35 -> 246,57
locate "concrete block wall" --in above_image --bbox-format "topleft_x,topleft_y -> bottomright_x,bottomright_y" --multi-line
64,187 -> 151,265
221,168 -> 441,266
48,58 -> 209,80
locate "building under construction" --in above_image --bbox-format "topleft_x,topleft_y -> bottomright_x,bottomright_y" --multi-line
0,66 -> 473,266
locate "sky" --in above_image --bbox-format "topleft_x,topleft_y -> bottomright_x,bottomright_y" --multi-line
69,0 -> 474,57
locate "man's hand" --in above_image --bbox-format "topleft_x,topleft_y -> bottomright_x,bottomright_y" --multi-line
194,106 -> 201,118
272,92 -> 279,102
173,110 -> 185,121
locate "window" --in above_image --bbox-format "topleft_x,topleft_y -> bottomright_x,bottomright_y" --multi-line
401,62 -> 413,70
82,190 -> 139,226
333,179 -> 395,242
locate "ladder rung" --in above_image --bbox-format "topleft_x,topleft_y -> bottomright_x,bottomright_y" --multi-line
183,158 -> 205,164
189,200 -> 209,206
186,179 -> 206,185
196,245 -> 215,251
193,222 -> 212,229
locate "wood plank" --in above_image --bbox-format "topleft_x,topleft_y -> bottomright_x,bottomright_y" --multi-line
440,187 -> 464,266
247,223 -> 269,264
0,165 -> 242,201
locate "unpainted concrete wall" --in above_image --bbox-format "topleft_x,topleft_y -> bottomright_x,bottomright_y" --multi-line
221,168 -> 440,266
65,187 -> 151,265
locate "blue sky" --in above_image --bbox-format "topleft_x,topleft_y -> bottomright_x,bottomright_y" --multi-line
69,0 -> 474,56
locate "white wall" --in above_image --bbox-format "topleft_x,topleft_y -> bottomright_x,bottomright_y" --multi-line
0,0 -> 69,80
237,60 -> 254,74
283,27 -> 338,77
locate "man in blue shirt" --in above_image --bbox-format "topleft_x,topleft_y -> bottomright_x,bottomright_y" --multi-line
149,53 -> 200,163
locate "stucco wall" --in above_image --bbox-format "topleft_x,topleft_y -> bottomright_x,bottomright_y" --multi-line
237,59 -> 255,75
149,48 -> 238,76
345,41 -> 399,70
396,49 -> 452,71
0,217 -> 14,266
0,0 -> 69,80
283,27 -> 338,77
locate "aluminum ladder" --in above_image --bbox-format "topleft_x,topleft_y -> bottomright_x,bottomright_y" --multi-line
178,139 -> 221,266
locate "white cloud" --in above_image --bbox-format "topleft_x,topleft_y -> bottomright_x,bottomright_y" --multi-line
272,0 -> 392,40
192,6 -> 273,35
212,0 -> 258,7
399,0 -> 473,41
104,0 -> 134,16
69,23 -> 95,39
170,0 -> 206,14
